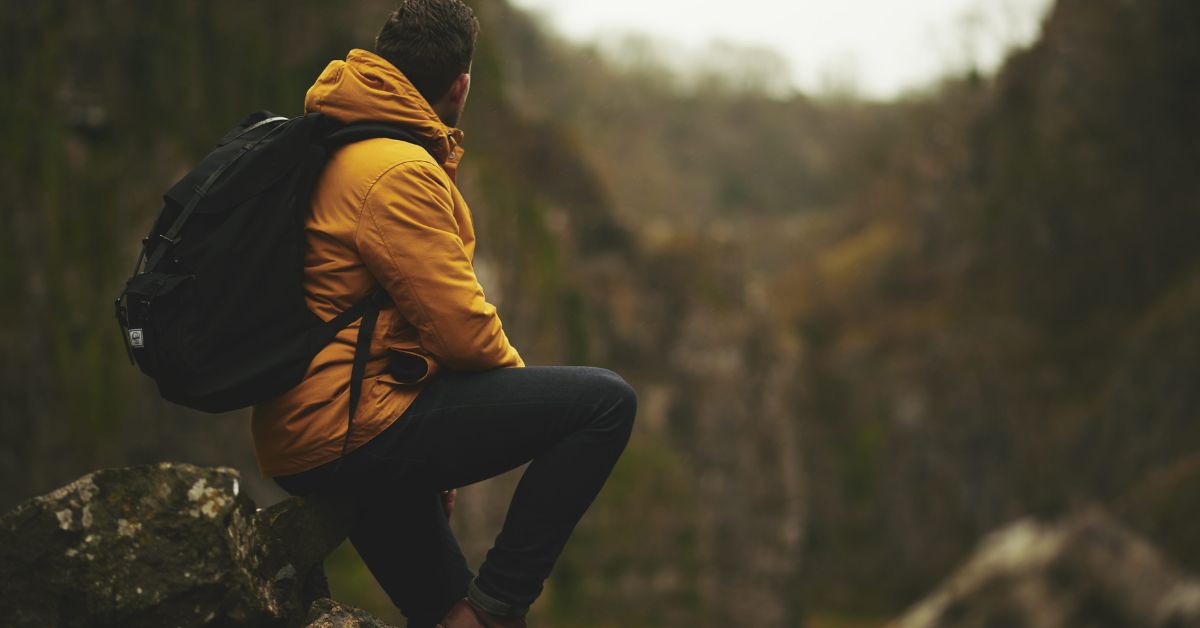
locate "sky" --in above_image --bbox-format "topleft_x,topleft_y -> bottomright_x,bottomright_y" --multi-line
507,0 -> 1055,99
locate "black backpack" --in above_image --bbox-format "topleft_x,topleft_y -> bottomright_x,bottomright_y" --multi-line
115,111 -> 426,430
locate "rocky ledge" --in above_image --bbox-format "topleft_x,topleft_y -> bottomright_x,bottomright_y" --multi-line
898,508 -> 1200,628
0,463 -> 396,628
7,465 -> 1198,628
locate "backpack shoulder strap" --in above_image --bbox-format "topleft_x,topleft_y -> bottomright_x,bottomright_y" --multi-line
316,122 -> 433,481
324,122 -> 435,159
322,290 -> 389,480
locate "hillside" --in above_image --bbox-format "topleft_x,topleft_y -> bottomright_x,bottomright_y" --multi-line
483,0 -> 1200,619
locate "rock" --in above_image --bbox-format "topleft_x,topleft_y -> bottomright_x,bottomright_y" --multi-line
0,463 -> 368,628
897,508 -> 1200,628
305,598 -> 399,627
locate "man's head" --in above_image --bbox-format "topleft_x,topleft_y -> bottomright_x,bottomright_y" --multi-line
375,0 -> 479,127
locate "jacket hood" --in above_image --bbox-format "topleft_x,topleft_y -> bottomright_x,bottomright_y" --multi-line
304,49 -> 463,163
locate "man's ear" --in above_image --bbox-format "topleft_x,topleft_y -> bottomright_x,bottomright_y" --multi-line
447,72 -> 471,107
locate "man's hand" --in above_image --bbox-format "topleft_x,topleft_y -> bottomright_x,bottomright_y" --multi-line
440,489 -> 457,519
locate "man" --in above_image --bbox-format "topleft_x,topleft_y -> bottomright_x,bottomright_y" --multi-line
250,2 -> 637,626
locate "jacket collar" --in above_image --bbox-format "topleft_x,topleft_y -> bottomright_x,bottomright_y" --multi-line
304,49 -> 464,169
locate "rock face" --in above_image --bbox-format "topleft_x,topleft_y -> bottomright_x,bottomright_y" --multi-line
0,463 -> 395,628
897,509 -> 1200,628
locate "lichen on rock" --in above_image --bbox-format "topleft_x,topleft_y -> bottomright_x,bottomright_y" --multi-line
0,463 -> 373,628
305,598 -> 400,628
186,477 -> 234,519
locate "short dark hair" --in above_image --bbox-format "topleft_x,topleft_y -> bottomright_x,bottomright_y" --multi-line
375,0 -> 480,104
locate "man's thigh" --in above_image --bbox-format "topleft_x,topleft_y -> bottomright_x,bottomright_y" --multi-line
352,365 -> 629,490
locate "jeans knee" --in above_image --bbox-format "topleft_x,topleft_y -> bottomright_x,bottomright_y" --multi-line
588,368 -> 637,434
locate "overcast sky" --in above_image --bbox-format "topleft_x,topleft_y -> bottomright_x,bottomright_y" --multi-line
507,0 -> 1054,98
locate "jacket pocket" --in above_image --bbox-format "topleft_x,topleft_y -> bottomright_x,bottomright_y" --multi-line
380,347 -> 439,385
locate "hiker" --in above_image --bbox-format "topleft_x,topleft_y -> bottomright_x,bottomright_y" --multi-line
251,2 -> 637,627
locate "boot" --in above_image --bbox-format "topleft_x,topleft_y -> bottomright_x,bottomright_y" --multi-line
436,597 -> 528,628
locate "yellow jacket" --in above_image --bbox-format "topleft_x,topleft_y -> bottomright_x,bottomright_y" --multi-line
252,49 -> 523,477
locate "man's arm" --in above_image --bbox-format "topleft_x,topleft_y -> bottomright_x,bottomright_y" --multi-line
356,159 -> 524,370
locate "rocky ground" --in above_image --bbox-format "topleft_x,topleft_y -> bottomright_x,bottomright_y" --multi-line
5,464 -> 1200,627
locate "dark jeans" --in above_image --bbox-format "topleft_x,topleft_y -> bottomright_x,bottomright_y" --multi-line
274,366 -> 637,627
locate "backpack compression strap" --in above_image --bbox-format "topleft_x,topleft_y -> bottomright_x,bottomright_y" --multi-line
141,118 -> 290,274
